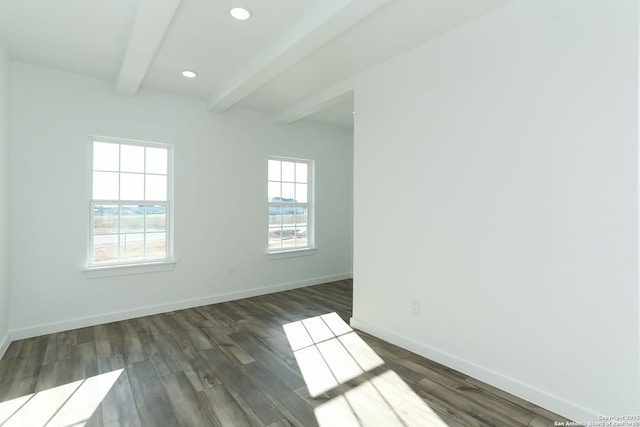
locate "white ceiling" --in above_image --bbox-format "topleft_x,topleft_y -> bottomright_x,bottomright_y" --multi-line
0,0 -> 511,130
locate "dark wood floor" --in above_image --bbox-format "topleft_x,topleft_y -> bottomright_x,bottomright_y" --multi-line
0,279 -> 570,426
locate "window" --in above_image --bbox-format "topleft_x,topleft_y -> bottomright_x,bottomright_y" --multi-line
89,138 -> 173,267
268,157 -> 313,252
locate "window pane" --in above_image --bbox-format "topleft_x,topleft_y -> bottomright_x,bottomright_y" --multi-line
146,205 -> 166,232
93,234 -> 118,264
281,206 -> 296,229
268,160 -> 281,181
282,235 -> 307,249
282,241 -> 295,249
120,233 -> 144,261
93,171 -> 119,200
294,207 -> 308,250
282,161 -> 295,182
93,205 -> 118,234
294,227 -> 308,248
281,216 -> 304,248
146,232 -> 166,259
282,183 -> 294,200
93,142 -> 119,171
121,145 -> 144,173
296,163 -> 308,183
295,183 -> 307,203
285,205 -> 308,249
295,207 -> 308,228
146,175 -> 167,201
268,204 -> 283,250
269,227 -> 282,250
146,147 -> 167,174
120,173 -> 144,200
120,205 -> 144,233
268,182 -> 281,201
268,206 -> 282,225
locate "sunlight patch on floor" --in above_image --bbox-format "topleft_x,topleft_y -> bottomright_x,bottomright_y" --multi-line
315,370 -> 450,427
284,313 -> 450,426
283,312 -> 384,397
0,368 -> 123,427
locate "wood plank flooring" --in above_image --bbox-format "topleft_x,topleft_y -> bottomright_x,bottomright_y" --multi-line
0,279 -> 571,426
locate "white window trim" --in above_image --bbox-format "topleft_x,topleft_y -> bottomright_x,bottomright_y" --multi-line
267,156 -> 315,254
83,260 -> 178,279
86,136 -> 175,273
267,248 -> 317,260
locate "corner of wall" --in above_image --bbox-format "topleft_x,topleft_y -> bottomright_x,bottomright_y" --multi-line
349,317 -> 598,422
0,331 -> 10,359
0,40 -> 12,359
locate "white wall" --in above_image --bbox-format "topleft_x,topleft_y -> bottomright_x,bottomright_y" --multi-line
9,62 -> 353,337
352,0 -> 640,421
0,43 -> 10,356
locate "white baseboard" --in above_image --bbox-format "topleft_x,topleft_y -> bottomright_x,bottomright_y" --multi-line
10,273 -> 353,341
349,316 -> 597,423
0,331 -> 10,359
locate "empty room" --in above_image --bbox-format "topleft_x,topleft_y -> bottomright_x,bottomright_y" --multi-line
0,0 -> 639,426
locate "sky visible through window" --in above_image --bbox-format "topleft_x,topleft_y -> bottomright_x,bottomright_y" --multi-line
93,142 -> 168,200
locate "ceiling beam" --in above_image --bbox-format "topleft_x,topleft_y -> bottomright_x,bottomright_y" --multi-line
116,0 -> 181,96
207,0 -> 389,112
274,77 -> 354,125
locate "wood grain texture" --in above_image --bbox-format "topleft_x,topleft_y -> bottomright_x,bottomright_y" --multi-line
0,279 -> 572,426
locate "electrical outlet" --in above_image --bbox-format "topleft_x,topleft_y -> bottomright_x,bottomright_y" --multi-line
411,300 -> 421,315
228,266 -> 235,277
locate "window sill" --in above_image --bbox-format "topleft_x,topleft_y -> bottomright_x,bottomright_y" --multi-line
267,248 -> 317,260
84,260 -> 178,279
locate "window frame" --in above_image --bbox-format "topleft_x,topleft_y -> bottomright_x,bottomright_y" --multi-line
87,136 -> 175,271
267,156 -> 315,254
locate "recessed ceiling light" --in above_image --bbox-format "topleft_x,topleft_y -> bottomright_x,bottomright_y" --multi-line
230,7 -> 251,20
181,70 -> 197,78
